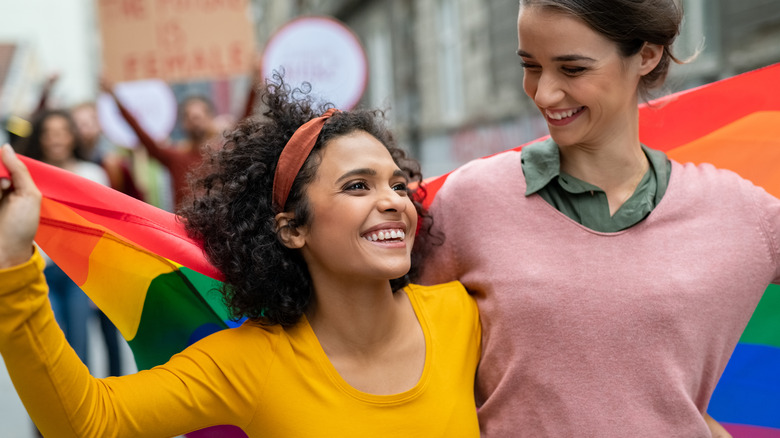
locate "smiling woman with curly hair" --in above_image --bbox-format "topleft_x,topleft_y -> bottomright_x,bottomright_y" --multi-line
181,74 -> 431,327
0,73 -> 480,437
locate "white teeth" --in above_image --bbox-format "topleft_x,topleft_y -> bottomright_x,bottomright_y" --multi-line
546,107 -> 581,120
363,229 -> 405,242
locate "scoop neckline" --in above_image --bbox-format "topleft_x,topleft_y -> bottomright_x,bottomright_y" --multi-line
299,287 -> 432,404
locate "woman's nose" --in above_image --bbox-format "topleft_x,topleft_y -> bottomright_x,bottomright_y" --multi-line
532,72 -> 565,108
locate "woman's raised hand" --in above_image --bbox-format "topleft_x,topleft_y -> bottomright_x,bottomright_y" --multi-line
0,144 -> 41,269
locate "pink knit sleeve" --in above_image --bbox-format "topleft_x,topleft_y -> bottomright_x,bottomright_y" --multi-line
751,183 -> 780,283
416,177 -> 462,286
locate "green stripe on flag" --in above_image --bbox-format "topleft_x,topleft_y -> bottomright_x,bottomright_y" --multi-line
179,267 -> 231,322
740,284 -> 780,348
129,269 -> 229,370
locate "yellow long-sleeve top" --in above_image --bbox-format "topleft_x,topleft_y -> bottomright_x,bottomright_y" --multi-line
0,250 -> 481,437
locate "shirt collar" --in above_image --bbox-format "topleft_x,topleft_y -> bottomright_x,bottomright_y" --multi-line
644,146 -> 669,204
521,138 -> 669,198
521,137 -> 560,195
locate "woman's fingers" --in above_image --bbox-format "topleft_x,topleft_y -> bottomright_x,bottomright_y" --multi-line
0,144 -> 42,268
2,144 -> 36,194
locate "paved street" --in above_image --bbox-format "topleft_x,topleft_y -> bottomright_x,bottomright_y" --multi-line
0,357 -> 30,438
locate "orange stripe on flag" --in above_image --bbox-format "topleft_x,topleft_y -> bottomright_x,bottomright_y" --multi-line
667,111 -> 780,197
36,199 -> 103,286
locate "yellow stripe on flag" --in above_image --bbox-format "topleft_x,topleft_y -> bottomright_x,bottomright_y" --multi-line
80,234 -> 179,341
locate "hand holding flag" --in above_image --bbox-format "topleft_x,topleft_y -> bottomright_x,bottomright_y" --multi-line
0,144 -> 41,269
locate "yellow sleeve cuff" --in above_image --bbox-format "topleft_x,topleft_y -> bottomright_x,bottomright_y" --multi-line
0,246 -> 45,297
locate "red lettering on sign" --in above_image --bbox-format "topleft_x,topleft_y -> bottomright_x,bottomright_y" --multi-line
142,53 -> 159,78
123,55 -> 140,81
157,21 -> 187,50
120,0 -> 146,18
103,0 -> 148,20
193,48 -> 208,72
155,0 -> 245,15
163,53 -> 189,77
228,41 -> 244,70
121,43 -> 250,81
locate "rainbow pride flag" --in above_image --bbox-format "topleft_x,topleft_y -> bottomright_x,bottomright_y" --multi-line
641,64 -> 780,437
20,157 -> 246,437
23,158 -> 230,370
3,63 -> 778,436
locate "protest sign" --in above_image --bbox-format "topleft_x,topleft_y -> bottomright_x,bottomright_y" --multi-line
98,0 -> 255,82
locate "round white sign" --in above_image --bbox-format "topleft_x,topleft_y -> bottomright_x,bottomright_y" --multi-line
262,16 -> 368,110
97,79 -> 178,148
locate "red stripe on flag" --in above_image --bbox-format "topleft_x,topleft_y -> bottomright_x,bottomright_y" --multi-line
639,63 -> 780,151
0,160 -> 8,180
19,155 -> 221,281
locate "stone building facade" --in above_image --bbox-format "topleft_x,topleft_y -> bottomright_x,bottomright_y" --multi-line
253,0 -> 780,176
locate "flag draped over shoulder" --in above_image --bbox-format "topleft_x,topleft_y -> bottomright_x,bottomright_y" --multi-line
643,64 -> 780,437
22,157 -> 233,371
23,158 -> 247,437
6,62 -> 779,437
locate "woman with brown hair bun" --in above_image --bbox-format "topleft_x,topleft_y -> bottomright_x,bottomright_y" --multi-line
416,1 -> 773,436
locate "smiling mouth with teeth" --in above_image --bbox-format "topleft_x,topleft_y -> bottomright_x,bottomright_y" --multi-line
363,229 -> 406,242
545,106 -> 584,120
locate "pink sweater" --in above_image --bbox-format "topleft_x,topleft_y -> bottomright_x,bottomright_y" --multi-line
418,149 -> 780,437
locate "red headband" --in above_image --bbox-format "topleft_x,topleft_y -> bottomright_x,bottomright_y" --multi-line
272,108 -> 339,212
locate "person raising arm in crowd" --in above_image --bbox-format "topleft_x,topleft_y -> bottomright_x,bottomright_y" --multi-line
100,78 -> 220,210
100,71 -> 261,211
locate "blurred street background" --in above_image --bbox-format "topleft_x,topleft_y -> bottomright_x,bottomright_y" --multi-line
0,1 -> 779,437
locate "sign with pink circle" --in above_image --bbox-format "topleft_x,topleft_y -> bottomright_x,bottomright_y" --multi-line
97,79 -> 178,148
262,16 -> 368,110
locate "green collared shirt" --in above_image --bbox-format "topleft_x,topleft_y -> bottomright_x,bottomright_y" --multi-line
521,137 -> 671,232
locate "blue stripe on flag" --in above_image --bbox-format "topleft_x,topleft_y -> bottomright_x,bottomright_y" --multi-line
708,343 -> 780,429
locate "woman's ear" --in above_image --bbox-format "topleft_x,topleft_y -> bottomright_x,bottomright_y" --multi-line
638,42 -> 663,76
275,212 -> 306,249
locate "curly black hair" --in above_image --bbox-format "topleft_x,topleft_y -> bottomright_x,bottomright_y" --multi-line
180,74 -> 432,327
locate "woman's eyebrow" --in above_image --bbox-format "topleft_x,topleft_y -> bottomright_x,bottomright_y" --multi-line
553,54 -> 596,62
517,49 -> 596,63
336,168 -> 407,183
336,168 -> 376,183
